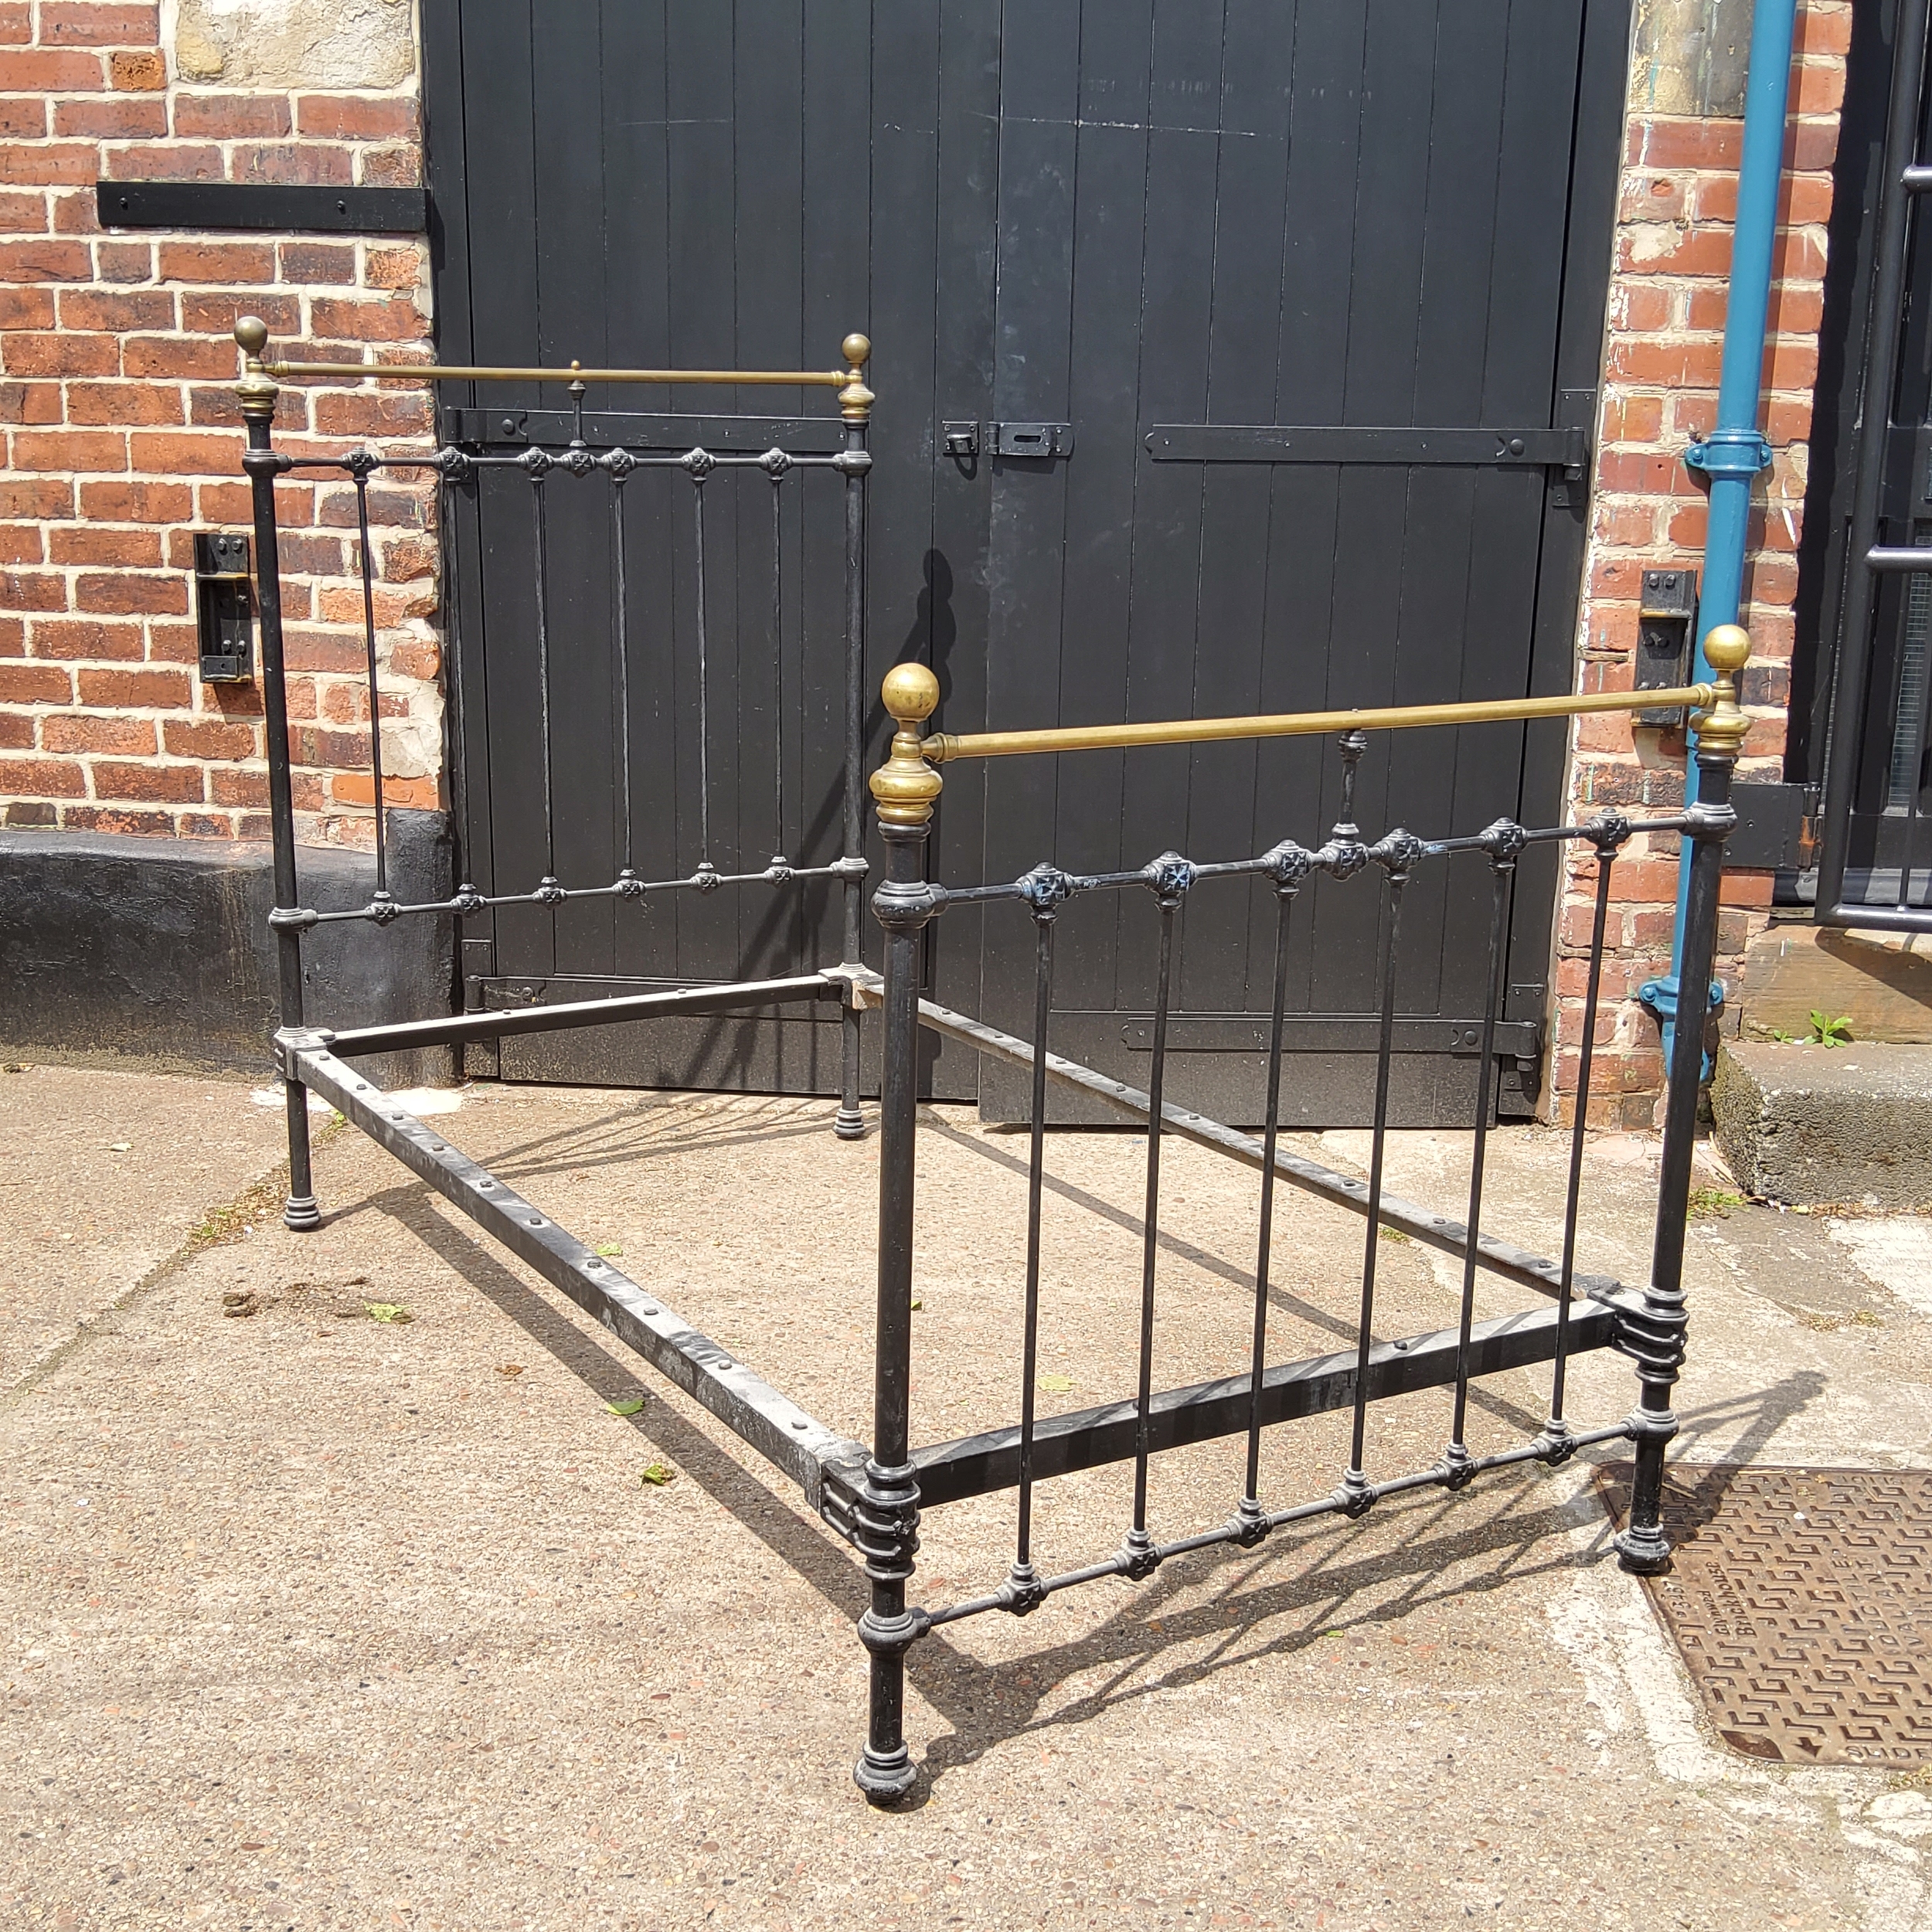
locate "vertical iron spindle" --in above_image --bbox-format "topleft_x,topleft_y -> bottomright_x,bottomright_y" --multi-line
1340,830 -> 1422,1513
770,459 -> 785,863
350,462 -> 390,906
1124,855 -> 1192,1577
1543,818 -> 1625,1455
1444,825 -> 1522,1479
611,464 -> 635,879
1006,872 -> 1069,1615
688,454 -> 713,867
526,453 -> 557,879
1238,848 -> 1309,1539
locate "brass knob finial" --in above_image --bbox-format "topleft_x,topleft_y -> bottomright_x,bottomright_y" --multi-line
1692,623 -> 1751,755
234,315 -> 278,420
870,662 -> 943,828
839,332 -> 874,423
1702,624 -> 1749,677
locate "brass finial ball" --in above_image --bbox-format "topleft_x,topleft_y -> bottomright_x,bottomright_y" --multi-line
842,332 -> 872,368
882,661 -> 938,728
234,315 -> 269,357
1703,624 -> 1750,676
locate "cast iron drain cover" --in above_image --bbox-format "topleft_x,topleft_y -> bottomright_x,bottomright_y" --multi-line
1598,1463 -> 1932,1767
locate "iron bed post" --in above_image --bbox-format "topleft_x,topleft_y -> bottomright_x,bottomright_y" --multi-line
852,662 -> 944,1804
1615,624 -> 1750,1573
835,335 -> 875,1140
236,318 -> 318,1233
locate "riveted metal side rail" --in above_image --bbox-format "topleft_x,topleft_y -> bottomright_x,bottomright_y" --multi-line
281,1039 -> 870,1517
908,1301 -> 1621,1509
318,972 -> 845,1060
896,983 -> 1621,1306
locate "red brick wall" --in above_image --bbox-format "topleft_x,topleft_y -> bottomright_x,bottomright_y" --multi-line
0,0 -> 438,847
1552,0 -> 1848,1124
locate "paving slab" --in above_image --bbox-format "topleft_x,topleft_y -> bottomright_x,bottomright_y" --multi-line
2,1076 -> 1930,1930
0,1060 -> 288,1393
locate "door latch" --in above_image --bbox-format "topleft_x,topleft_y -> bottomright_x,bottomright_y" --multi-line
1635,567 -> 1699,727
193,531 -> 254,682
991,421 -> 1074,459
942,420 -> 980,460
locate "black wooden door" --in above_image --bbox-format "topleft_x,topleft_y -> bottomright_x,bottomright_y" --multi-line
422,0 -> 1628,1122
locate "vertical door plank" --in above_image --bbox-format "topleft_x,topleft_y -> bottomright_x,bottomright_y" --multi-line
923,0 -> 1002,1089
1045,0 -> 1153,1023
977,0 -> 1081,1039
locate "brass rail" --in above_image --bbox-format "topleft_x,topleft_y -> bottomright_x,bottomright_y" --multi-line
869,628 -> 1753,828
263,361 -> 849,386
235,317 -> 875,420
920,684 -> 1717,764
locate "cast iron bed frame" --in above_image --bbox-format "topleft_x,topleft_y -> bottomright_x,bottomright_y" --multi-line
232,321 -> 1749,1804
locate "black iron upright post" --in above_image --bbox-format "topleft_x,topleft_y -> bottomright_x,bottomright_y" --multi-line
236,318 -> 318,1233
852,661 -> 942,1804
835,336 -> 875,1141
1616,624 -> 1750,1572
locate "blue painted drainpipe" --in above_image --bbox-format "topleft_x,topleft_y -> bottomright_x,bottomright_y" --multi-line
1636,0 -> 1800,1065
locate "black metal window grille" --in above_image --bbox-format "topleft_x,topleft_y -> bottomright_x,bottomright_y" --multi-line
1809,0 -> 1932,930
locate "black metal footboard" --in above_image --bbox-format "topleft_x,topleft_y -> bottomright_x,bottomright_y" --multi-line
845,640 -> 1750,1801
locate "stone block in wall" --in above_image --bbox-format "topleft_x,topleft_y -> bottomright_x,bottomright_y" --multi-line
174,0 -> 416,90
1633,0 -> 1756,117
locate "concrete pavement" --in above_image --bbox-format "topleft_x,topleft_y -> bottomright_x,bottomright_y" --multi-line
2,1066 -> 1930,1930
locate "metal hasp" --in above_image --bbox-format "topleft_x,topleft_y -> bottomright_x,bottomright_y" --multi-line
1811,0 -> 1932,931
1634,567 -> 1699,728
1644,0 -> 1799,1052
991,422 -> 1073,459
845,634 -> 1753,1803
193,531 -> 253,683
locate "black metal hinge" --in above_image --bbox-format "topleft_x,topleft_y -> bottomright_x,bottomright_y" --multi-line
97,182 -> 430,234
1116,1015 -> 1541,1057
1145,421 -> 1590,473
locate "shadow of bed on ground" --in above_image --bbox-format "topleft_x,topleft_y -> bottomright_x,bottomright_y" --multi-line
345,1166 -> 1828,1804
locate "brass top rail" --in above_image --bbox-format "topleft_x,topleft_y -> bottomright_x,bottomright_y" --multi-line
920,683 -> 1718,764
868,628 -> 1753,828
262,361 -> 849,386
233,318 -> 875,421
